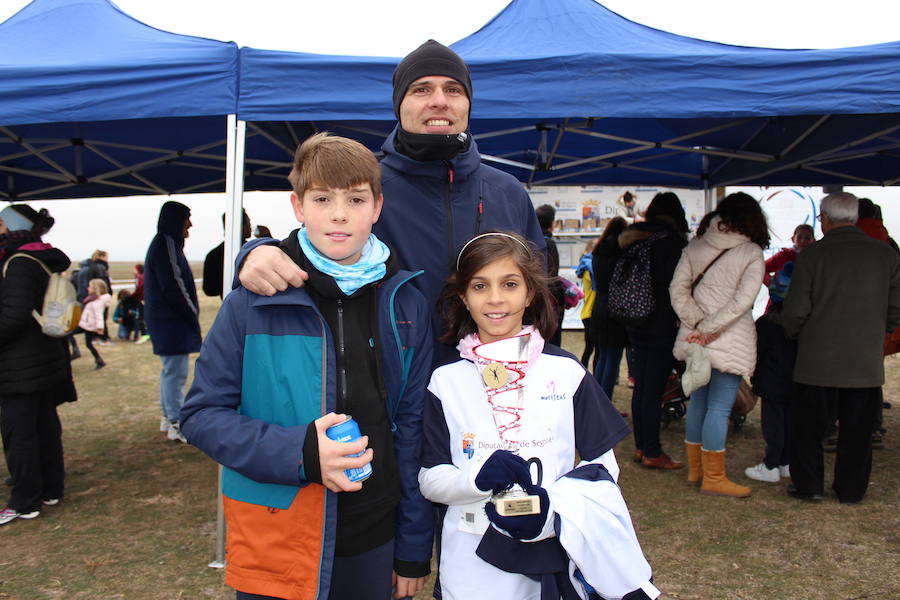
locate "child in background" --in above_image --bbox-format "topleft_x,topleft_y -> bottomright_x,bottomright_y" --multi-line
745,264 -> 796,483
113,289 -> 133,340
575,237 -> 599,368
419,231 -> 658,600
78,278 -> 111,369
180,133 -> 433,600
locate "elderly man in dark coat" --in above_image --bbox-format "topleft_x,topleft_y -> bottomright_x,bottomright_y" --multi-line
782,192 -> 900,503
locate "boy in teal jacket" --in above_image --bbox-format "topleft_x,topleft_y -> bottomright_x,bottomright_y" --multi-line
181,133 -> 433,600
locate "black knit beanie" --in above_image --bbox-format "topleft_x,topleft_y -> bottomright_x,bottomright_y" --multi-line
392,40 -> 472,119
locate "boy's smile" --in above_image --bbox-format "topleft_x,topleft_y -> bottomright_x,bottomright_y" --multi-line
291,184 -> 383,265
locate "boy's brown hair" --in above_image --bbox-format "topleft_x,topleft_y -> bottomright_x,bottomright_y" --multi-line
288,132 -> 381,199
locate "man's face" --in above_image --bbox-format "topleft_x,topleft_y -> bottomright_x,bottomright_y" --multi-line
399,75 -> 469,135
291,184 -> 384,265
183,217 -> 192,239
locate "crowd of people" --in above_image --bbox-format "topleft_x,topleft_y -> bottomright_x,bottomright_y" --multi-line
1,39 -> 898,600
580,190 -> 899,504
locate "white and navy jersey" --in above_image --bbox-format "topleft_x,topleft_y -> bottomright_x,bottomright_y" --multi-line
419,345 -> 630,600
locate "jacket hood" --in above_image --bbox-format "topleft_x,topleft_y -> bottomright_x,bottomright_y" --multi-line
4,242 -> 70,273
381,124 -> 482,181
157,201 -> 191,239
618,228 -> 650,249
700,216 -> 751,250
618,218 -> 686,249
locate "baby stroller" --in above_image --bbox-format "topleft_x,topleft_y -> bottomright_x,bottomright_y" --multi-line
660,372 -> 688,429
659,366 -> 758,432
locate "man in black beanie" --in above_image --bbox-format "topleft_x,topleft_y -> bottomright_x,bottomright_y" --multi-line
234,44 -> 546,593
239,39 -> 546,367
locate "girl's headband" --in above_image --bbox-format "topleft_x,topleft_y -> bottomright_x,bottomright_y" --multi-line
455,232 -> 531,271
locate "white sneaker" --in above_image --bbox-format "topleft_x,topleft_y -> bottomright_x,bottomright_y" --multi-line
160,416 -> 171,433
779,464 -> 791,479
42,498 -> 60,506
744,462 -> 780,483
167,421 -> 187,443
0,506 -> 39,525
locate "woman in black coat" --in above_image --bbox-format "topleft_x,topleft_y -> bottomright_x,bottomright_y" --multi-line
0,205 -> 76,526
591,217 -> 630,399
617,193 -> 689,470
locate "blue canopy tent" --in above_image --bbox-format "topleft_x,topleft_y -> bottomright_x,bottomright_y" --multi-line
0,2 -> 242,567
0,0 -> 239,201
237,0 -> 900,190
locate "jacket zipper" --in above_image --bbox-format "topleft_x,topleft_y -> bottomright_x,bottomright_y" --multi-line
336,298 -> 348,410
444,163 -> 455,270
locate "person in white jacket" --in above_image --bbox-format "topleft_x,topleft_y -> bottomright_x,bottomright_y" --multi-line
78,278 -> 111,369
420,232 -> 658,600
669,193 -> 768,498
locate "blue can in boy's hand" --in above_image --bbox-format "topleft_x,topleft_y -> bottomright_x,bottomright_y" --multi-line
325,417 -> 372,483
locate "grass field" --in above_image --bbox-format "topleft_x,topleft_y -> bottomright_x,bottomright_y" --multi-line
1,264 -> 898,599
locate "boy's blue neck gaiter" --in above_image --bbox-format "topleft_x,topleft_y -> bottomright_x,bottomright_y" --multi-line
297,229 -> 390,296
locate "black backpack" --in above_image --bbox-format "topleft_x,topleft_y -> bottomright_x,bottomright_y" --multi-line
608,231 -> 667,327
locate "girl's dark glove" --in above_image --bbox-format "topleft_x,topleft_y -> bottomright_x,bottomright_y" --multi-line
484,482 -> 550,540
474,450 -> 531,494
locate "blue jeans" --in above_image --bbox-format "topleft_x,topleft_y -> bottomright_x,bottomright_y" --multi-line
159,354 -> 189,422
685,369 -> 741,451
594,345 -> 624,400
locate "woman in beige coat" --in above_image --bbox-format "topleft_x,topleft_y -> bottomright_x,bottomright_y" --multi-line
670,192 -> 769,497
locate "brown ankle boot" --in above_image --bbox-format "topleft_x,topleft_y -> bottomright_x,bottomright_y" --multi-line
700,449 -> 751,498
640,452 -> 684,470
685,442 -> 702,486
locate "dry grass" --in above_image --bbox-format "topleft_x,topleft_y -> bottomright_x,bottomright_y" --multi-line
1,264 -> 898,599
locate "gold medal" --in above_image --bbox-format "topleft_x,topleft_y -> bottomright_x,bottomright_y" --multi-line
482,361 -> 509,389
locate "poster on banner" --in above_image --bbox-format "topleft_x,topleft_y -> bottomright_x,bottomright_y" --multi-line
528,185 -> 706,330
527,185 -> 706,234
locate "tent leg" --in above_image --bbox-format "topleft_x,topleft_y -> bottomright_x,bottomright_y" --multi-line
704,187 -> 715,213
223,115 -> 247,291
209,114 -> 247,570
208,469 -> 226,569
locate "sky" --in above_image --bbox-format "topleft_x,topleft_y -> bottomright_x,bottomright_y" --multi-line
3,0 -> 900,261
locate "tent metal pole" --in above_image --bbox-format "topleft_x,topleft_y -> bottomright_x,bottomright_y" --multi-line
210,114 -> 246,570
480,154 -> 536,170
703,156 -> 714,214
715,122 -> 900,187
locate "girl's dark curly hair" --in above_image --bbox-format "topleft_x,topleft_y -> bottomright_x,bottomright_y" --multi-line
699,192 -> 771,249
439,230 -> 557,344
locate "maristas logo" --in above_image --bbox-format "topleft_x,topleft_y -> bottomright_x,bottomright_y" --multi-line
540,381 -> 566,402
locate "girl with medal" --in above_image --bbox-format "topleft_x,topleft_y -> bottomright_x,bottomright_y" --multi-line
419,231 -> 660,600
